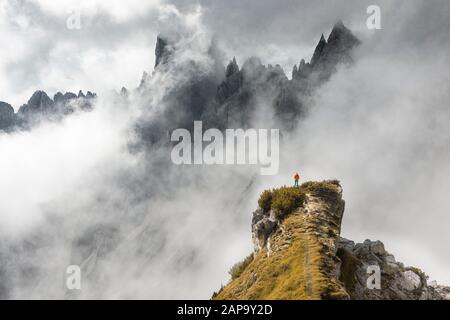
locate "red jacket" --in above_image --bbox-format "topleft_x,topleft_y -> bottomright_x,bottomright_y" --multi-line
294,174 -> 300,181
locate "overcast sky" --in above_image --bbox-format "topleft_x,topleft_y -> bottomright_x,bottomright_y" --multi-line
4,0 -> 445,108
1,0 -> 450,296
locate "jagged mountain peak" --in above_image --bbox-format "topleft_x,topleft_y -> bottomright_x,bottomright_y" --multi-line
319,33 -> 326,42
292,64 -> 298,79
0,101 -> 14,112
213,181 -> 450,300
154,35 -> 172,68
120,87 -> 129,96
310,33 -> 327,66
27,90 -> 52,106
333,20 -> 345,30
0,102 -> 15,132
0,90 -> 97,132
54,91 -> 76,103
242,56 -> 263,71
292,21 -> 359,83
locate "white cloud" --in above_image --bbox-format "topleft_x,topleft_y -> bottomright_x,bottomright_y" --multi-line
30,0 -> 162,22
0,97 -> 133,234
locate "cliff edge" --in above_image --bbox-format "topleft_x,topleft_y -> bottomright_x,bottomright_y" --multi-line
213,181 -> 449,300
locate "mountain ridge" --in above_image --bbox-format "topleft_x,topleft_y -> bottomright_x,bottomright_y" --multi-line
213,181 -> 450,300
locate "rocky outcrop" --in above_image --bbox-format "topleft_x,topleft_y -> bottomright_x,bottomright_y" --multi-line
18,90 -> 96,117
136,22 -> 360,145
292,21 -> 360,83
155,36 -> 172,68
310,34 -> 327,66
216,58 -> 243,104
214,181 -> 449,300
0,102 -> 15,132
337,238 -> 450,300
213,22 -> 359,131
18,91 -> 54,115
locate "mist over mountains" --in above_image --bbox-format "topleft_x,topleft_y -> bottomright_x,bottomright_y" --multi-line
0,90 -> 96,132
0,20 -> 359,299
1,1 -> 450,299
1,21 -> 358,137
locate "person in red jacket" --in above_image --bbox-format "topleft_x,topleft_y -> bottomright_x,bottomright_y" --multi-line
294,173 -> 300,188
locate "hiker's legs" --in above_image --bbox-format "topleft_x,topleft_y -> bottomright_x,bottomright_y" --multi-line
294,180 -> 299,188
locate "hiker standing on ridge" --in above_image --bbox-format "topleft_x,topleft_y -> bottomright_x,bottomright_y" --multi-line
294,173 -> 300,188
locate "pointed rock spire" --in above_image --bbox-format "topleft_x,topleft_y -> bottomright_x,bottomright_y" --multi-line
17,90 -> 54,115
120,87 -> 129,97
327,20 -> 359,46
0,101 -> 14,116
86,91 -> 96,99
28,91 -> 53,110
0,101 -> 15,131
154,36 -> 171,68
333,20 -> 345,29
292,64 -> 298,79
138,71 -> 149,90
242,56 -> 263,74
324,21 -> 360,64
53,92 -> 64,103
226,57 -> 240,78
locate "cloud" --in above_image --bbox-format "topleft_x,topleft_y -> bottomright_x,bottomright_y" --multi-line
1,0 -> 450,299
0,0 -> 160,108
0,6 -> 258,299
275,1 -> 450,284
0,95 -> 134,234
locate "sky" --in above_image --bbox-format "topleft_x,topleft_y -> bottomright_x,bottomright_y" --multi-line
1,0 -> 450,298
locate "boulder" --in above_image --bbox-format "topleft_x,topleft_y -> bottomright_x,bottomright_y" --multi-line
400,270 -> 422,291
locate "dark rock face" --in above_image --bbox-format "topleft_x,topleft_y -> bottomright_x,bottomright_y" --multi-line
1,21 -> 359,146
18,91 -> 54,116
214,57 -> 291,128
155,36 -> 172,68
0,102 -> 15,132
225,57 -> 239,78
217,58 -> 243,104
311,34 -> 327,66
251,208 -> 277,251
54,92 -> 77,104
293,21 -> 360,84
2,22 -> 359,140
337,238 -> 449,300
218,182 -> 449,300
133,21 -> 360,149
136,34 -> 225,147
